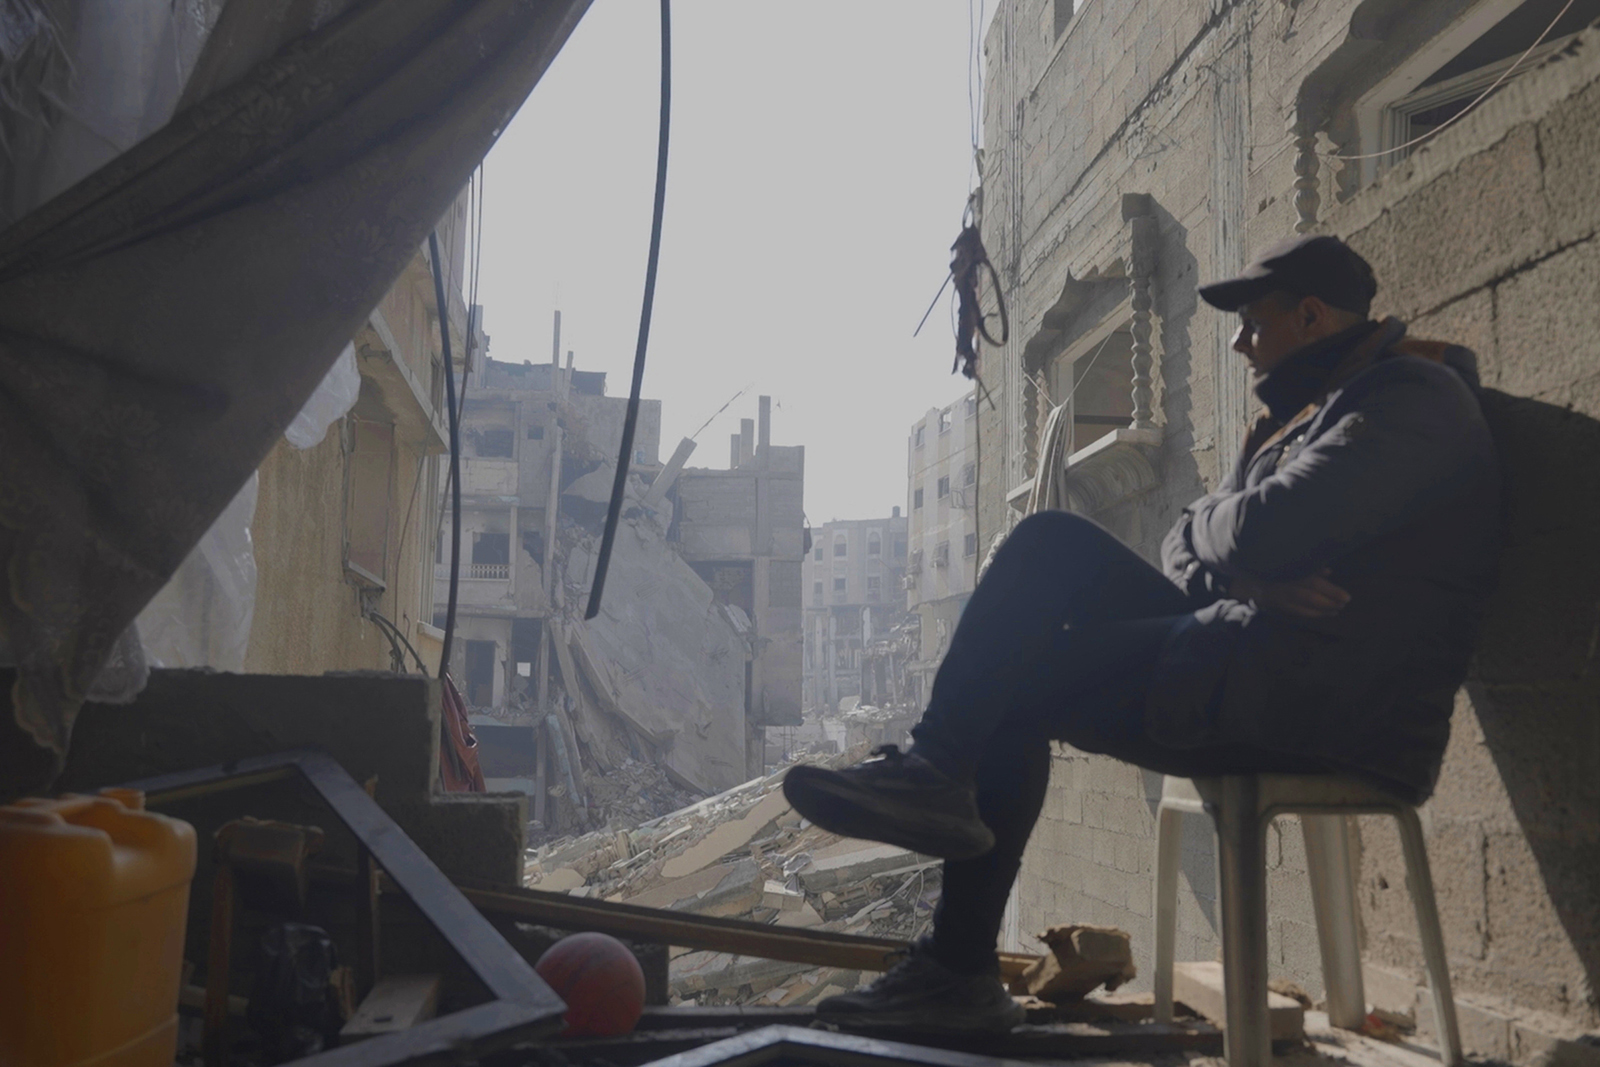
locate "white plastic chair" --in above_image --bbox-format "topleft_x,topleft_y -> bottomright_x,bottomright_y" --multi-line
1151,774 -> 1463,1067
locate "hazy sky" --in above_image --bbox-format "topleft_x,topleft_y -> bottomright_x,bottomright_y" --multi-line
475,1 -> 989,524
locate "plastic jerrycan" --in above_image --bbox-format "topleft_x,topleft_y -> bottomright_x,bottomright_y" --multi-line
0,789 -> 197,1067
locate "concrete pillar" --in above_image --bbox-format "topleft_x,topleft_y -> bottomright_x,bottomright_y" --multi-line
643,437 -> 697,509
551,310 -> 561,367
758,395 -> 772,463
827,613 -> 838,709
739,419 -> 755,467
730,433 -> 741,469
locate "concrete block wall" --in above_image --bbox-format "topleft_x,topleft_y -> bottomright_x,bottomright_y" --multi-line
1328,32 -> 1600,1040
981,0 -> 1600,1050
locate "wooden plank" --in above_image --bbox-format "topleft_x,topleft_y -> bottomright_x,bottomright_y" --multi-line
341,974 -> 441,1038
453,880 -> 1039,980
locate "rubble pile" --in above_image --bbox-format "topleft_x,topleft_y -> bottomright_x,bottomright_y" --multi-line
580,758 -> 702,830
524,745 -> 944,1005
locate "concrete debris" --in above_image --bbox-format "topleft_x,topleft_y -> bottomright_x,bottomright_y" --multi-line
1012,923 -> 1136,1002
1173,960 -> 1305,1042
523,744 -> 946,1005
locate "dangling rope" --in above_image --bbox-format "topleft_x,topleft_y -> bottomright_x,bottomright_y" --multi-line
586,0 -> 671,620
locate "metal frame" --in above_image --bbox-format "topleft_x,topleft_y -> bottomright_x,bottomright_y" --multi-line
123,749 -> 568,1067
634,1025 -> 1048,1067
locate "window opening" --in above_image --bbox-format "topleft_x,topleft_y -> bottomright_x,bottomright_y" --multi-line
1049,326 -> 1135,456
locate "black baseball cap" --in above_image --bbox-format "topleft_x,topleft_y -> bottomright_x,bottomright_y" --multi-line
1198,235 -> 1378,315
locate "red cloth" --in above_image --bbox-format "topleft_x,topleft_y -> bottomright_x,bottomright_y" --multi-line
439,672 -> 485,793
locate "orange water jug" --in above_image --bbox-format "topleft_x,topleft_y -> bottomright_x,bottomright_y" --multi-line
0,789 -> 196,1067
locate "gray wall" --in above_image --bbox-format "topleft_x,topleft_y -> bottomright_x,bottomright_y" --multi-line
979,0 -> 1600,1053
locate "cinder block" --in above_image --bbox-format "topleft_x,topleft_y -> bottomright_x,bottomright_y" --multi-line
1362,960 -> 1422,1019
1416,993 -> 1512,1061
1409,288 -> 1497,384
1539,74 -> 1600,247
1389,124 -> 1553,317
1172,961 -> 1305,1042
1492,238 -> 1600,400
1515,1023 -> 1600,1067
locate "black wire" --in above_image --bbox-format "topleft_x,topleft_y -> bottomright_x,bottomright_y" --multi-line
366,608 -> 429,674
586,0 -> 671,621
430,230 -> 462,677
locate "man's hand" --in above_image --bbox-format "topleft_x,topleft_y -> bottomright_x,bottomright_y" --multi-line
1230,570 -> 1350,619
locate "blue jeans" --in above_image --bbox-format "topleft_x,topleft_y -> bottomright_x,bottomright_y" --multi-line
910,512 -> 1328,974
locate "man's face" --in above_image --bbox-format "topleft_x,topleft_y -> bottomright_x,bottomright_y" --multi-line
1231,294 -> 1313,379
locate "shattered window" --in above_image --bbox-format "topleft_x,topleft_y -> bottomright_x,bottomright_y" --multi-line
477,427 -> 514,457
913,488 -> 924,509
937,476 -> 950,499
935,542 -> 950,567
965,395 -> 978,418
963,462 -> 976,486
833,537 -> 847,557
866,575 -> 882,600
813,580 -> 823,604
964,532 -> 978,557
914,424 -> 925,448
938,409 -> 952,434
867,531 -> 881,556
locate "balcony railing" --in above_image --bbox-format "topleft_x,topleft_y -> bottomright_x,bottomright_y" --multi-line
437,562 -> 510,580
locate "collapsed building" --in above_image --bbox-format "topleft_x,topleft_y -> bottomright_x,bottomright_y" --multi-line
436,330 -> 805,830
903,392 -> 980,709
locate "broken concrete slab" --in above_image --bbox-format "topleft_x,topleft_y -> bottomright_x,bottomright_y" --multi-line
669,950 -> 814,998
772,902 -> 824,929
685,859 -> 764,918
1014,924 -> 1136,1001
532,868 -> 585,893
798,843 -> 932,892
762,880 -> 804,912
661,789 -> 790,880
1172,960 -> 1305,1043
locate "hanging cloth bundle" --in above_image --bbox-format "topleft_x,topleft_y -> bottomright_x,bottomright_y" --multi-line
949,224 -> 1007,380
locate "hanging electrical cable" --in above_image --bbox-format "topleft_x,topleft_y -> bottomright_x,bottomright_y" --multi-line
429,229 -> 463,677
586,0 -> 671,620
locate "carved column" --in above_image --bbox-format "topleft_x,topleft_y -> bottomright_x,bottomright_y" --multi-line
1021,371 -> 1040,478
1125,198 -> 1158,431
1294,121 -> 1321,234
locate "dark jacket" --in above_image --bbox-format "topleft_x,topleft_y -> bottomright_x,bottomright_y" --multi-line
1155,318 -> 1501,802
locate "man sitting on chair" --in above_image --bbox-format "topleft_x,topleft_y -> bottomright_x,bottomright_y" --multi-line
783,235 -> 1501,1033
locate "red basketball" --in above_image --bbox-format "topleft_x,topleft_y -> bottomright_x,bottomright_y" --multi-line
534,932 -> 646,1037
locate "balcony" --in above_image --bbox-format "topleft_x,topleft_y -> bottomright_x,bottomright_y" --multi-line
461,456 -> 518,497
437,562 -> 510,581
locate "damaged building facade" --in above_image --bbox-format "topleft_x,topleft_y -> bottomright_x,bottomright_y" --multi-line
904,392 -> 980,708
801,513 -> 912,716
976,0 -> 1600,1056
437,360 -> 804,812
669,398 -> 809,764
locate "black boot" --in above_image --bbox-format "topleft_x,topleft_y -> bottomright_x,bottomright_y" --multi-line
816,940 -> 1024,1033
782,745 -> 994,860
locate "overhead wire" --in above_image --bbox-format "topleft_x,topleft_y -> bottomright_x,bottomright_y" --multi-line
586,0 -> 672,620
429,229 -> 463,678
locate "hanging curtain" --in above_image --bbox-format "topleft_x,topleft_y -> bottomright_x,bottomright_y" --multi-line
0,0 -> 591,776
